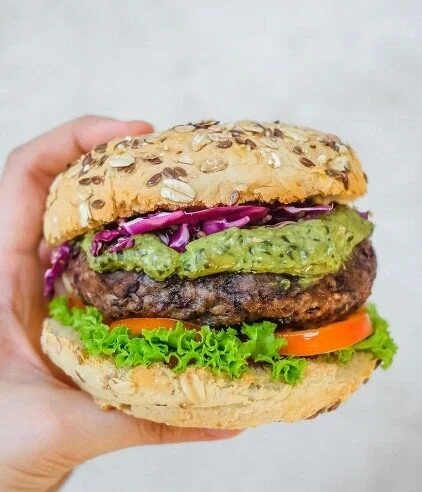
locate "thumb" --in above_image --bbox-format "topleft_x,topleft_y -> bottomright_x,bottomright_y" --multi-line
57,388 -> 241,465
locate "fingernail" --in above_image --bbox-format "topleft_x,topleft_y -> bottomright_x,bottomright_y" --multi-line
128,120 -> 154,129
205,428 -> 242,439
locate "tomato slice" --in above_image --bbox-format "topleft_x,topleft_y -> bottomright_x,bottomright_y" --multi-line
68,296 -> 85,310
109,317 -> 200,334
278,308 -> 372,356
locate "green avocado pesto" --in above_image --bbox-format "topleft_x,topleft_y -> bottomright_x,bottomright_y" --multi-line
81,206 -> 373,284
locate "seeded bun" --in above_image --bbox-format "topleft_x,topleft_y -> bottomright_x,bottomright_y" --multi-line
44,119 -> 367,246
41,318 -> 376,428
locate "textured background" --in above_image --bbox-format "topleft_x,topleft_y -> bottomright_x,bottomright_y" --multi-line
1,1 -> 420,491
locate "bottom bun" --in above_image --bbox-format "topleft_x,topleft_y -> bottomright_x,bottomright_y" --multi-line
41,318 -> 376,429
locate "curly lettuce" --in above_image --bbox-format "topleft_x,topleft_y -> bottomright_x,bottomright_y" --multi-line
49,297 -> 306,384
334,304 -> 397,368
49,298 -> 396,385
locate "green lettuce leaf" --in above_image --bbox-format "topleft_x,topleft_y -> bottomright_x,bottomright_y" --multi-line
48,297 -> 306,384
48,298 -> 396,385
335,304 -> 397,368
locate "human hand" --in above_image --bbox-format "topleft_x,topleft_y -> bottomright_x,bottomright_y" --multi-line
0,116 -> 241,491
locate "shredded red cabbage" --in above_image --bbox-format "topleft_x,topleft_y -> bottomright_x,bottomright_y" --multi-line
121,206 -> 269,236
90,227 -> 128,256
168,224 -> 191,252
273,204 -> 334,218
202,216 -> 250,236
90,203 -> 337,256
109,236 -> 135,253
122,211 -> 186,235
43,243 -> 71,298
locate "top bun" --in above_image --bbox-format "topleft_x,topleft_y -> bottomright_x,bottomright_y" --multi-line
44,119 -> 367,246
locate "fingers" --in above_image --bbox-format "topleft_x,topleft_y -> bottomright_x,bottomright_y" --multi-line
0,116 -> 153,254
57,389 -> 241,467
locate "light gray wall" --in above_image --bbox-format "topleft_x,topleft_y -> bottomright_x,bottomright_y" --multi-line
1,1 -> 420,491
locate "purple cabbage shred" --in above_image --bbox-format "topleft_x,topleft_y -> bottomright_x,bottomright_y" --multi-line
43,242 -> 72,298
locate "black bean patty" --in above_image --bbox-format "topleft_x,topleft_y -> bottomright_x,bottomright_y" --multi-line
66,240 -> 376,329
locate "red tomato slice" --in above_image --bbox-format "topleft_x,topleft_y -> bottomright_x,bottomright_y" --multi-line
277,308 -> 372,356
68,296 -> 85,310
109,317 -> 200,334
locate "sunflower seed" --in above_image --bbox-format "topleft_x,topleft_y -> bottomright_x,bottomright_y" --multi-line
293,145 -> 303,155
161,178 -> 196,203
147,172 -> 162,187
162,167 -> 176,178
173,124 -> 196,133
200,157 -> 228,173
194,119 -> 219,129
259,148 -> 281,168
327,400 -> 341,412
82,154 -> 93,166
79,202 -> 92,226
79,164 -> 91,176
149,157 -> 162,165
91,175 -> 104,185
217,139 -> 233,148
97,155 -> 108,166
91,199 -> 105,209
123,163 -> 135,174
108,153 -> 135,168
191,132 -> 211,151
234,135 -> 246,145
300,157 -> 315,167
229,190 -> 240,205
208,132 -> 223,142
145,132 -> 167,144
240,121 -> 265,134
78,177 -> 91,186
306,408 -> 326,420
173,153 -> 193,165
230,129 -> 245,137
316,154 -> 328,165
342,173 -> 349,190
131,138 -> 144,149
273,128 -> 284,138
325,168 -> 349,188
324,133 -> 341,143
320,139 -> 339,150
114,139 -> 131,150
244,138 -> 257,150
283,129 -> 309,142
330,156 -> 350,172
260,137 -> 279,149
95,143 -> 108,153
174,166 -> 187,177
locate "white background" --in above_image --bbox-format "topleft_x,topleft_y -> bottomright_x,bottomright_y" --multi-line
1,1 -> 421,491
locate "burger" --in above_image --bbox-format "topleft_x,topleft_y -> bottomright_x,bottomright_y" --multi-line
41,119 -> 396,429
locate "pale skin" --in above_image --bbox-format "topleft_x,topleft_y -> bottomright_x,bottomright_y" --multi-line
0,116 -> 241,491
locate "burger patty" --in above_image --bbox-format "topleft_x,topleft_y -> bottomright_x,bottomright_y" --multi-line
67,240 -> 376,329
